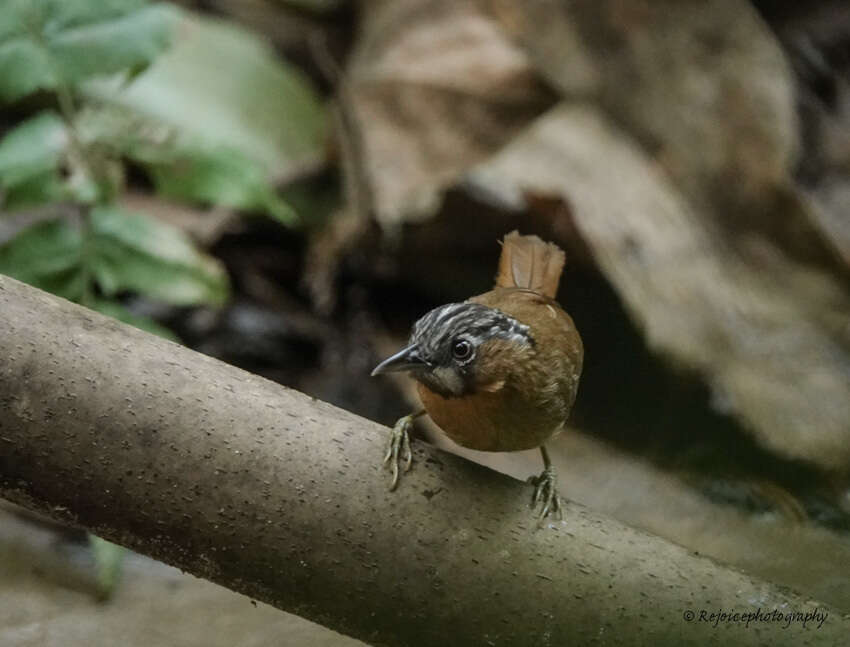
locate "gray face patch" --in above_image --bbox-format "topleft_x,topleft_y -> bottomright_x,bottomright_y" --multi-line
408,302 -> 533,397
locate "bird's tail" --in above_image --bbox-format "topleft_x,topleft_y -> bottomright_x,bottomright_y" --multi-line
494,231 -> 565,299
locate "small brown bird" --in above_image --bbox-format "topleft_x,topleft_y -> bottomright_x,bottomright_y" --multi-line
372,231 -> 583,519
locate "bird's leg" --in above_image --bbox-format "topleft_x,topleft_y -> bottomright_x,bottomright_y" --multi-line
528,445 -> 563,522
384,409 -> 425,491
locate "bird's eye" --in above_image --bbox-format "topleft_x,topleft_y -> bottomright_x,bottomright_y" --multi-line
451,339 -> 473,361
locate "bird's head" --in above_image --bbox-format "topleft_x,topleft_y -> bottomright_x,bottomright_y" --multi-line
371,302 -> 534,398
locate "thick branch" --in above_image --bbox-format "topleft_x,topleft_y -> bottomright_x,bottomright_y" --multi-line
0,275 -> 845,645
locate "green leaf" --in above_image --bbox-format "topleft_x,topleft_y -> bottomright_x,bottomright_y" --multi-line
88,534 -> 124,601
0,218 -> 84,300
0,110 -> 122,209
51,4 -> 179,86
0,111 -> 68,189
0,0 -> 29,42
42,0 -> 151,33
85,13 -> 327,180
0,1 -> 178,103
145,145 -> 297,225
89,205 -> 228,305
2,169 -> 69,209
0,38 -> 54,102
75,101 -> 298,224
91,297 -> 179,341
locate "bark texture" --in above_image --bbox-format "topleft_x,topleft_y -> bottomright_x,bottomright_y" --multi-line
0,275 -> 846,646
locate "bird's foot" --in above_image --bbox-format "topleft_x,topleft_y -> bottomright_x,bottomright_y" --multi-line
383,414 -> 415,491
528,465 -> 563,523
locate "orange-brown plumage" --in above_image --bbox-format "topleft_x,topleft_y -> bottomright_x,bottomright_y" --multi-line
373,231 -> 584,517
417,288 -> 582,451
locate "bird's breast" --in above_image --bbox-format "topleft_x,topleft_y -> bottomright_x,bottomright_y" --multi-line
417,382 -> 565,452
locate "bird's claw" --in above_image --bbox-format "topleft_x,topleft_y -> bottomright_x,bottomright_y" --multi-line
528,466 -> 563,523
384,414 -> 414,491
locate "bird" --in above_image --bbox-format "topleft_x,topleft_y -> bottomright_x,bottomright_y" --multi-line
372,231 -> 583,520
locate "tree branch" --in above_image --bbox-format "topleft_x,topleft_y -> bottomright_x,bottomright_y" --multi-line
0,275 -> 844,645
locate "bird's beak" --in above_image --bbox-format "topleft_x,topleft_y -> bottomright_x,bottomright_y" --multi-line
371,345 -> 428,376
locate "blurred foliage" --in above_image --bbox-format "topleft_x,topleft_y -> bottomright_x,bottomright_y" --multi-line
0,0 -> 175,103
0,0 -> 329,329
0,0 -> 329,596
85,15 -> 326,176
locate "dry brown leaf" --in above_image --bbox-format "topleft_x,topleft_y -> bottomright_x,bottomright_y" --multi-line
486,0 -> 798,212
806,180 -> 850,266
763,6 -> 850,269
469,104 -> 850,471
348,0 -> 554,226
796,82 -> 850,266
